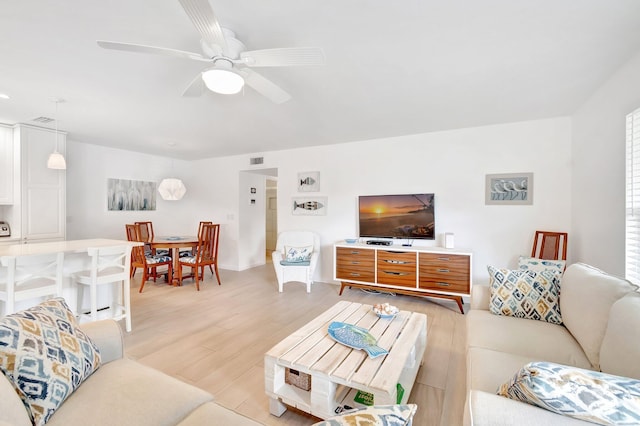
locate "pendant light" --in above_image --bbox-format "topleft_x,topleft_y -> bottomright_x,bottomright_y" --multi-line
47,98 -> 66,170
158,143 -> 186,200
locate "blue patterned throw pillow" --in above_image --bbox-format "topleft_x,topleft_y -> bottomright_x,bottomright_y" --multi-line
487,265 -> 562,324
498,362 -> 640,425
312,404 -> 417,426
0,298 -> 101,426
284,245 -> 313,263
518,255 -> 566,273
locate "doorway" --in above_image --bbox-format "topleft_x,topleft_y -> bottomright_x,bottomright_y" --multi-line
265,178 -> 278,260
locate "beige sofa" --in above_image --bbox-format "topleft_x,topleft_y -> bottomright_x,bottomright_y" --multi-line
465,263 -> 640,425
0,319 -> 261,426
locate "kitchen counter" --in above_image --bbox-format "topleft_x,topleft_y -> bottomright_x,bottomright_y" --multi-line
0,238 -> 141,257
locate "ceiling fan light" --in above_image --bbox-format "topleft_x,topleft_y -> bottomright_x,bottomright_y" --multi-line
47,151 -> 66,170
202,69 -> 244,95
158,178 -> 186,201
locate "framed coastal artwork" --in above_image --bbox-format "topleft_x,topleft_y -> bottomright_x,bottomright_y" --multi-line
298,171 -> 320,192
485,173 -> 533,205
292,196 -> 327,215
107,178 -> 157,211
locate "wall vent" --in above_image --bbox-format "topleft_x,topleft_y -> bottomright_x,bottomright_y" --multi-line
250,157 -> 264,165
32,116 -> 55,124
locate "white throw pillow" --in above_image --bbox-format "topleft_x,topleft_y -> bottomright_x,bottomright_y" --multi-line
560,263 -> 638,370
284,245 -> 313,263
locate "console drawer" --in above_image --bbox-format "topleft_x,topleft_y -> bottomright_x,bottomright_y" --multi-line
336,247 -> 375,282
419,252 -> 470,293
377,251 -> 417,287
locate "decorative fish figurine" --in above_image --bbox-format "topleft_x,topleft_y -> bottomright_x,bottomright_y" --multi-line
327,322 -> 389,358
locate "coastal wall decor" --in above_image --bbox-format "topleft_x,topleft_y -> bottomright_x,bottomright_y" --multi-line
292,196 -> 327,215
485,172 -> 533,205
107,178 -> 157,211
298,171 -> 320,192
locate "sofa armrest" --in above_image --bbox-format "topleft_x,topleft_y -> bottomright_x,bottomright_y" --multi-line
470,284 -> 491,311
80,319 -> 124,364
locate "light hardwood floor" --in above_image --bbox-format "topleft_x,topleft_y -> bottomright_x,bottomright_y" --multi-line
122,263 -> 467,425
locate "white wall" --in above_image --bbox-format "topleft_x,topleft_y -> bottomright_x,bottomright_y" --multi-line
66,141 -> 198,240
572,50 -> 640,276
188,116 -> 572,285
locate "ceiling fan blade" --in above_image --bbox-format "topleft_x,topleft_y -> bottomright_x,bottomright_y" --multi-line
178,0 -> 228,55
97,40 -> 208,62
182,73 -> 205,97
240,69 -> 291,104
240,47 -> 325,67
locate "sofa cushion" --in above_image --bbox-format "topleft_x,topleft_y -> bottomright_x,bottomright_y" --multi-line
177,402 -> 262,426
487,266 -> 563,324
469,390 -> 597,426
46,358 -> 214,426
0,298 -> 101,426
518,256 -> 566,273
600,292 -> 640,379
466,310 -> 590,369
560,263 -> 638,370
498,361 -> 640,425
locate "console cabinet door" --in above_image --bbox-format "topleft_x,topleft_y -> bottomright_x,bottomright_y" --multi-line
336,247 -> 375,283
419,252 -> 470,293
0,125 -> 13,204
377,250 -> 417,287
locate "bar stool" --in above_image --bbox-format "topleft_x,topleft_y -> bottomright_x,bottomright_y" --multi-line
73,245 -> 132,332
0,252 -> 65,315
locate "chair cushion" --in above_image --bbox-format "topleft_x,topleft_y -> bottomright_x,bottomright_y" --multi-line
0,298 -> 101,426
312,404 -> 417,426
280,260 -> 311,266
181,256 -> 197,264
146,255 -> 171,264
498,361 -> 640,425
284,245 -> 313,263
487,265 -> 563,324
518,256 -> 566,273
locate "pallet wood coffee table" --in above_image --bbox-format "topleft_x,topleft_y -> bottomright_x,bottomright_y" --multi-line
264,300 -> 427,419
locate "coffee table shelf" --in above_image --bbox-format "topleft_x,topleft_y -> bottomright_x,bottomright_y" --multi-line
264,300 -> 427,419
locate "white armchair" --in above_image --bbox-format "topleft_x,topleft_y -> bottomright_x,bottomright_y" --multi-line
272,231 -> 320,293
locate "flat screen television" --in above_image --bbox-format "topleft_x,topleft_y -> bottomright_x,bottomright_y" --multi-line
358,193 -> 435,240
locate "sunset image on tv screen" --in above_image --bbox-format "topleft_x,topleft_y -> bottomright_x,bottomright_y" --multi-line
359,193 -> 435,239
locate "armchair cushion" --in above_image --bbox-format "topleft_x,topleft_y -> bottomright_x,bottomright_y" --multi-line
0,298 -> 101,426
280,260 -> 311,266
487,266 -> 563,324
284,245 -> 313,263
498,361 -> 640,425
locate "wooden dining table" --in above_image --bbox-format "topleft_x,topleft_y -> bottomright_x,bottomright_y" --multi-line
151,236 -> 198,286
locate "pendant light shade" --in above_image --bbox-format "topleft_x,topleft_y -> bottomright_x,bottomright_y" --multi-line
47,151 -> 66,169
158,178 -> 186,201
47,98 -> 66,170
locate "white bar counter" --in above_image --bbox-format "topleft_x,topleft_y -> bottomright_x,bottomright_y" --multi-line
0,239 -> 143,318
0,238 -> 140,257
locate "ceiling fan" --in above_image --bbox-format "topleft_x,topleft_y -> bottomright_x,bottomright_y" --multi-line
97,0 -> 325,104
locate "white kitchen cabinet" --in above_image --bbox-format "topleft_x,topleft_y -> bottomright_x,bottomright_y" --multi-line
14,124 -> 66,242
0,124 -> 14,204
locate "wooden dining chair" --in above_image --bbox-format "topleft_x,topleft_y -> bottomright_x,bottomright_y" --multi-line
177,223 -> 221,290
531,231 -> 568,261
126,224 -> 172,292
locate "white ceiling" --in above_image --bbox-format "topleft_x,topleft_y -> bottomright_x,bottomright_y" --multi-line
1,1 -> 640,160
